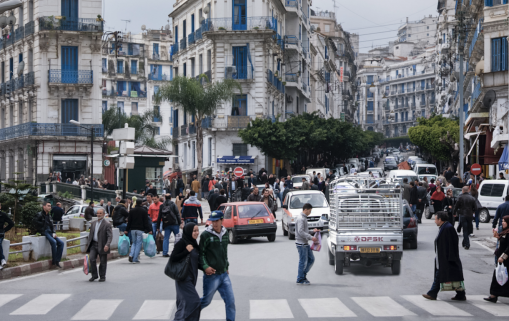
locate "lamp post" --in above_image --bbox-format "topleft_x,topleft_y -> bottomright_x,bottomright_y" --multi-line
70,120 -> 94,202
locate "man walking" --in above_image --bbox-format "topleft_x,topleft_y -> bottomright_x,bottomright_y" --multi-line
126,199 -> 151,263
84,201 -> 96,221
0,203 -> 14,269
148,196 -> 162,243
191,176 -> 200,195
34,202 -> 64,268
452,186 -> 477,250
51,202 -> 65,231
104,201 -> 114,217
200,211 -> 235,321
402,178 -> 412,204
247,187 -> 262,202
409,181 -> 418,213
157,194 -> 181,257
86,208 -> 112,282
423,211 -> 466,301
301,177 -> 310,190
202,175 -> 210,199
241,183 -> 251,201
286,175 -> 293,189
295,203 -> 318,285
493,195 -> 509,232
416,182 -> 427,223
182,191 -> 204,224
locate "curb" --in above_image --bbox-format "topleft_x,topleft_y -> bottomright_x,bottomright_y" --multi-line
0,251 -> 120,280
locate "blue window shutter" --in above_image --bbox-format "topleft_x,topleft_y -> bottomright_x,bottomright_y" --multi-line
502,37 -> 508,71
492,38 -> 501,72
170,68 -> 173,80
153,43 -> 159,55
174,109 -> 179,127
175,26 -> 178,42
158,65 -> 162,79
131,60 -> 137,74
485,0 -> 493,6
61,99 -> 79,123
396,70 -> 398,76
325,46 -> 328,58
191,14 -> 195,32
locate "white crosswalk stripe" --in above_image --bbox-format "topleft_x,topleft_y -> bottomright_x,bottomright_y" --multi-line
132,300 -> 175,320
352,296 -> 416,317
0,295 -> 22,308
401,295 -> 472,316
200,300 -> 226,320
298,298 -> 356,318
250,300 -> 294,319
468,295 -> 509,316
71,300 -> 123,320
10,294 -> 71,315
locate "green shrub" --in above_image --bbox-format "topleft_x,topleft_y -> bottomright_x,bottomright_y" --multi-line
20,202 -> 42,235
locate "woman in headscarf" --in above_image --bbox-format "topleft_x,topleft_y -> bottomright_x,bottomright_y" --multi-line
430,184 -> 445,214
170,222 -> 201,320
484,216 -> 509,303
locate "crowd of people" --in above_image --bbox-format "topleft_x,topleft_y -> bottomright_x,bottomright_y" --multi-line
47,172 -> 116,190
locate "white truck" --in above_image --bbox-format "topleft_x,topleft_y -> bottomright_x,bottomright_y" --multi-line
327,177 -> 404,275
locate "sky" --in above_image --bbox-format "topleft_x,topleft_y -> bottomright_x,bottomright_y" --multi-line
102,0 -> 439,53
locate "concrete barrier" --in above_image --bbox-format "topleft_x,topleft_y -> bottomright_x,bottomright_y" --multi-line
2,239 -> 10,263
21,236 -> 67,262
69,218 -> 85,231
78,227 -> 119,252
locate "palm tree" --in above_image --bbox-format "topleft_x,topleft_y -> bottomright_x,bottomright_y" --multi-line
159,75 -> 240,182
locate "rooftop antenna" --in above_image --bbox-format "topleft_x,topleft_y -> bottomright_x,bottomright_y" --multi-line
121,19 -> 131,34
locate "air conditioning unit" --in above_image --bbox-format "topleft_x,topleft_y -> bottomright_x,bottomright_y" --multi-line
226,66 -> 237,78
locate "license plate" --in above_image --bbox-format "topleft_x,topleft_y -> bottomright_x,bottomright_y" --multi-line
248,219 -> 264,224
360,247 -> 380,253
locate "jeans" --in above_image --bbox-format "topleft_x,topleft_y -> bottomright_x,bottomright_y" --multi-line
411,204 -> 416,213
201,272 -> 236,321
152,222 -> 158,241
0,236 -> 4,261
296,244 -> 315,283
43,229 -> 64,265
163,225 -> 180,255
129,230 -> 144,262
428,269 -> 466,299
116,222 -> 127,233
474,209 -> 479,228
185,218 -> 198,225
461,218 -> 470,248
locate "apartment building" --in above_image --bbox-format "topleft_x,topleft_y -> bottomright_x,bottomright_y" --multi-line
0,0 -> 103,184
397,15 -> 437,44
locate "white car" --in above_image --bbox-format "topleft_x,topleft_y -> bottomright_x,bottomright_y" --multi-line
387,170 -> 418,183
281,190 -> 330,239
63,205 -> 101,219
290,174 -> 312,189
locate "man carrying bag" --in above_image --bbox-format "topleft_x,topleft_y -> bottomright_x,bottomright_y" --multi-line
157,194 -> 182,257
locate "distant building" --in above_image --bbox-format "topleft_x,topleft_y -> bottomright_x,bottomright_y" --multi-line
398,16 -> 438,44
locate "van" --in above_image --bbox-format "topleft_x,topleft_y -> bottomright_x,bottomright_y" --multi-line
413,164 -> 438,176
305,168 -> 330,182
477,180 -> 509,223
387,170 -> 418,183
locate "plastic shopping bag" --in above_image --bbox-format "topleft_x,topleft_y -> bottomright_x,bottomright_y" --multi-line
496,263 -> 508,286
118,235 -> 131,256
83,254 -> 90,275
144,234 -> 157,257
310,232 -> 322,252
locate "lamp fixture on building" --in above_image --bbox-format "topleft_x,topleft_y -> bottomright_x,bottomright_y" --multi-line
381,95 -> 388,103
369,83 -> 376,94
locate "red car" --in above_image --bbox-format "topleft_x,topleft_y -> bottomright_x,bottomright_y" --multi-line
205,202 -> 277,244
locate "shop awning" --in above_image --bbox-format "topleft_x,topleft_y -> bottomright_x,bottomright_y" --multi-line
465,132 -> 483,164
499,145 -> 509,170
216,156 -> 256,164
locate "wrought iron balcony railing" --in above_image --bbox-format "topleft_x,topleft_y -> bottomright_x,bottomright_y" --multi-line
48,70 -> 93,84
39,17 -> 104,32
202,16 -> 272,32
0,123 -> 103,141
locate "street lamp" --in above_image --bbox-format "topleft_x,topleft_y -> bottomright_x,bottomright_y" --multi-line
70,120 -> 95,202
369,83 -> 376,94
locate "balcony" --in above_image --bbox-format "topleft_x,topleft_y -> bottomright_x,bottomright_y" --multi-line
180,38 -> 187,50
48,70 -> 93,84
284,35 -> 300,50
195,28 -> 202,41
0,123 -> 103,141
189,124 -> 196,134
148,73 -> 171,81
115,89 -> 147,99
180,125 -> 188,136
225,65 -> 254,80
25,21 -> 35,36
469,18 -> 483,58
202,16 -> 271,32
285,0 -> 298,8
227,115 -> 251,129
426,84 -> 435,90
172,128 -> 178,140
201,116 -> 212,129
170,43 -> 179,56
14,26 -> 24,42
188,32 -> 195,45
39,17 -> 103,32
285,73 -> 298,83
302,12 -> 308,25
420,101 -> 426,107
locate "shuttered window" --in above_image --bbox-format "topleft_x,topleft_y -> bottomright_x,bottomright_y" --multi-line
232,143 -> 248,156
492,37 -> 508,72
62,99 -> 78,123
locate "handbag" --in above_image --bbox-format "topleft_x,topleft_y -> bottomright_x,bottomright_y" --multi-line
164,253 -> 191,281
440,281 -> 465,291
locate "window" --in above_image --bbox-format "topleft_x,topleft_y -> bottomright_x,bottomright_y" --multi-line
102,101 -> 107,114
408,34 -> 411,37
232,46 -> 248,79
207,50 -> 212,71
183,63 -> 187,76
153,43 -> 159,58
427,26 -> 429,29
102,58 -> 107,73
367,101 -> 373,111
367,75 -> 373,84
232,143 -> 248,156
62,99 -> 79,125
208,137 -> 212,166
117,101 -> 124,113
324,24 -> 330,32
191,57 -> 195,77
224,206 -> 232,219
131,60 -> 137,74
117,81 -> 126,96
9,57 -> 13,80
146,167 -> 163,195
232,94 -> 247,115
421,109 -> 425,118
1,61 -> 4,83
131,102 -> 138,115
199,54 -> 203,74
117,60 -> 124,73
491,184 -> 505,197
192,141 -> 196,168
491,37 -> 508,72
486,0 -> 508,6
366,114 -> 374,123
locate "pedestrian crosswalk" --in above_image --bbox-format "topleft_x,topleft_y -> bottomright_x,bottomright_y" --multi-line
1,294 -> 509,319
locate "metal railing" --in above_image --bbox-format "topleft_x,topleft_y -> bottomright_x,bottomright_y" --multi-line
469,18 -> 483,57
202,116 -> 212,129
228,115 -> 251,128
66,235 -> 89,250
225,66 -> 254,80
39,17 -> 104,32
14,26 -> 24,42
195,28 -> 202,41
202,16 -> 272,32
180,125 -> 188,136
189,124 -> 196,134
188,32 -> 195,45
48,70 -> 93,84
180,38 -> 187,50
25,20 -> 35,36
148,73 -> 171,81
285,73 -> 298,82
8,241 -> 33,255
0,122 -> 104,140
285,0 -> 297,7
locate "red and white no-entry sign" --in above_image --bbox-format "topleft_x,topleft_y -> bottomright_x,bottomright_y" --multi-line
234,167 -> 244,177
470,163 -> 482,176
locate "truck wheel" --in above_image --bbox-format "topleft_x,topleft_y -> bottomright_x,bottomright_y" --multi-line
228,230 -> 237,244
288,231 -> 295,240
391,260 -> 401,275
410,240 -> 418,249
479,209 -> 490,223
328,248 -> 334,265
282,223 -> 288,236
267,234 -> 276,242
334,254 -> 344,275
424,206 -> 432,219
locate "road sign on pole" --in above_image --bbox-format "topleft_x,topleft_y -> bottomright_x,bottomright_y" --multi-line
470,163 -> 482,176
234,167 -> 244,177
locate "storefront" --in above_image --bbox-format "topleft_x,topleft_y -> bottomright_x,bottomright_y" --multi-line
216,156 -> 256,177
52,155 -> 88,182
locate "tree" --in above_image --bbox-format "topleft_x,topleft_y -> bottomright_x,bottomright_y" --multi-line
408,115 -> 459,168
1,174 -> 38,234
158,75 -> 241,182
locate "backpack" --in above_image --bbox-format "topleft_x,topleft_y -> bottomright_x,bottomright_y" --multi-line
160,201 -> 177,225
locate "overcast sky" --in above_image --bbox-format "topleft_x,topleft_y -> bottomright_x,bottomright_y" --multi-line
103,0 -> 438,53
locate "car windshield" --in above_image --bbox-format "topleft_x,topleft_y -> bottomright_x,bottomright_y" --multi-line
238,204 -> 269,219
292,177 -> 306,183
290,194 -> 328,209
417,167 -> 437,175
386,158 -> 397,164
396,175 -> 418,183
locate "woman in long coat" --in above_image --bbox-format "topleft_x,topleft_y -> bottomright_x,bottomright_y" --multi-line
170,222 -> 201,320
484,216 -> 509,302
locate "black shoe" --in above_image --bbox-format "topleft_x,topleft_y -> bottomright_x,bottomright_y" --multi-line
162,254 -> 170,257
483,296 -> 497,303
54,263 -> 62,269
465,246 -> 469,250
89,277 -> 98,282
99,278 -> 106,282
476,227 -> 479,230
451,296 -> 466,301
129,256 -> 133,263
157,251 -> 160,255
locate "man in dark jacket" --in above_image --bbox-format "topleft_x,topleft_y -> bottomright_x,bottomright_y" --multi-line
402,178 -> 412,204
51,202 -> 65,231
112,201 -> 129,233
156,194 -> 181,257
247,187 -> 262,202
208,188 -> 219,210
241,183 -> 251,201
201,175 -> 210,199
493,195 -> 509,231
423,211 -> 465,301
84,202 -> 96,221
416,182 -> 427,223
286,175 -> 293,189
126,199 -> 152,263
450,173 -> 461,188
33,202 -> 64,268
177,177 -> 185,194
182,191 -> 204,224
452,186 -> 477,250
0,203 -> 14,269
409,181 -> 418,213
444,167 -> 454,182
214,189 -> 228,211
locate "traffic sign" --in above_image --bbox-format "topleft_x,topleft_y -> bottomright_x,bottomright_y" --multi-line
470,163 -> 482,175
234,167 -> 244,177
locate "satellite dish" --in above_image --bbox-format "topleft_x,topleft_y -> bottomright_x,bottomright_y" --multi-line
141,25 -> 146,31
203,5 -> 210,14
482,90 -> 496,109
17,60 -> 24,76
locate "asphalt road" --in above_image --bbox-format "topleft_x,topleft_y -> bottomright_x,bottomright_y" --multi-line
0,210 -> 505,321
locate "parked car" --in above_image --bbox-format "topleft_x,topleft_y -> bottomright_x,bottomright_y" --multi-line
477,180 -> 509,223
402,200 -> 418,249
383,157 -> 399,171
387,170 -> 418,184
63,205 -> 100,219
367,167 -> 385,177
290,174 -> 312,189
413,163 -> 438,176
205,202 -> 277,243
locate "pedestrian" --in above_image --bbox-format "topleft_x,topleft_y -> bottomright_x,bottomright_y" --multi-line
430,185 -> 445,214
499,172 -> 506,180
199,211 -> 235,321
175,191 -> 185,214
0,203 -> 14,269
157,194 -> 182,257
452,186 -> 477,250
85,208 -> 112,282
148,196 -> 162,249
33,202 -> 64,268
493,195 -> 509,233
470,185 -> 481,232
84,201 -> 96,221
445,167 -> 454,182
51,202 -> 65,231
170,222 -> 202,320
295,203 -> 319,285
99,199 -> 105,209
247,187 -> 262,202
191,176 -> 200,195
177,176 -> 185,195
247,174 -> 255,188
104,201 -> 114,217
450,172 -> 461,188
402,178 -> 411,204
207,188 -> 219,209
443,189 -> 456,225
201,175 -> 210,199
286,175 -> 293,189
261,188 -> 274,211
112,200 -> 129,233
409,181 -> 418,213
422,176 -> 429,191
214,189 -> 228,211
182,191 -> 204,225
301,177 -> 310,190
484,216 -> 509,303
126,199 -> 152,263
268,173 -> 276,186
422,211 -> 466,301
208,176 -> 217,192
428,178 -> 436,194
